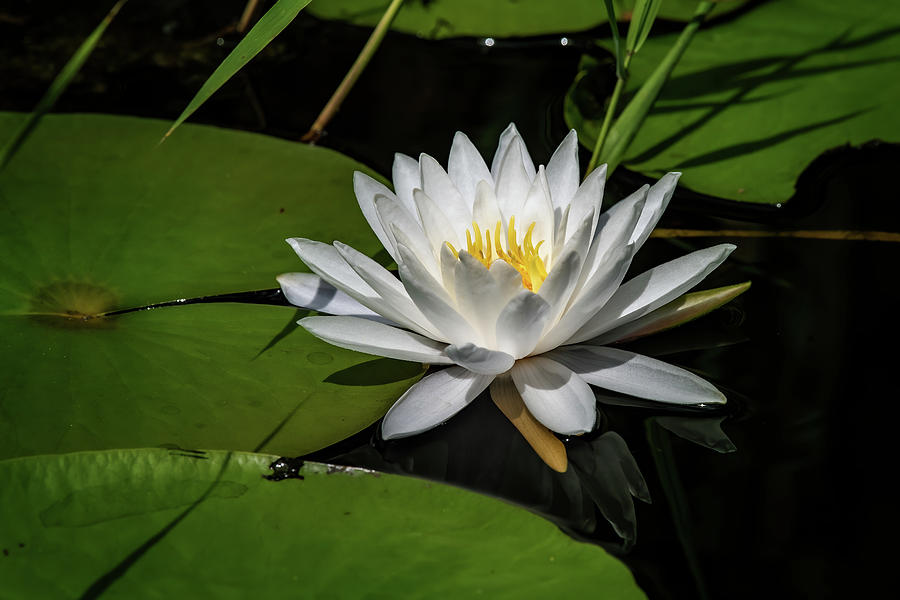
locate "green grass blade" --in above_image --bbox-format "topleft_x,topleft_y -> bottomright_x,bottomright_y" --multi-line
163,0 -> 313,141
602,0 -> 625,79
603,1 -> 715,174
625,0 -> 663,57
0,0 -> 127,171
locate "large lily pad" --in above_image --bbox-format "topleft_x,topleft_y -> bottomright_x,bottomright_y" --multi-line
565,0 -> 900,203
308,0 -> 745,40
0,449 -> 646,598
0,112 -> 422,460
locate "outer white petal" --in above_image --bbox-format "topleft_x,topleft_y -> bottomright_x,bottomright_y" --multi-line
420,153 -> 472,229
533,243 -> 635,354
287,238 -> 431,335
547,345 -> 726,405
491,123 -> 535,183
445,343 -> 515,375
375,196 -> 439,279
572,243 -> 737,342
300,316 -> 452,365
495,291 -> 551,358
276,272 -> 388,321
510,356 -> 597,435
602,172 -> 679,252
333,241 -> 440,338
391,153 -> 420,214
381,366 -> 494,439
286,237 -> 376,299
397,244 -> 479,345
580,185 -> 647,285
565,164 -> 606,245
545,129 -> 580,219
631,172 -> 680,248
353,172 -> 402,262
448,131 -> 493,208
494,135 -> 533,219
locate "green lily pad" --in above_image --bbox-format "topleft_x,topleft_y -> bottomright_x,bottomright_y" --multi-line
565,0 -> 900,203
0,449 -> 646,598
308,0 -> 745,40
0,112 -> 422,460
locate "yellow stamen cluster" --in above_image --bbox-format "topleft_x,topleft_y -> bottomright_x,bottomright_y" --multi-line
446,217 -> 549,292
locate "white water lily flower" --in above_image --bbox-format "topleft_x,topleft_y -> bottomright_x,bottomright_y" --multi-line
279,125 -> 734,450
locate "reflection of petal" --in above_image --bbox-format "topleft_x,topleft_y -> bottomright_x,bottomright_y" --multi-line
548,345 -> 726,405
381,366 -> 493,439
655,416 -> 737,454
569,432 -> 650,548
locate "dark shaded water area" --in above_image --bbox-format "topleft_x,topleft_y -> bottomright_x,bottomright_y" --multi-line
3,2 -> 898,598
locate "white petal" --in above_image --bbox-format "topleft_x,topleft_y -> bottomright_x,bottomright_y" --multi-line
381,366 -> 494,439
533,243 -> 635,354
491,123 -> 535,183
300,316 -> 452,364
452,252 -> 513,346
573,243 -> 736,342
391,153 -> 420,215
420,153 -> 471,229
545,129 -> 580,220
520,166 -> 555,261
602,172 -> 679,251
374,196 -> 439,279
286,238 -> 376,299
397,244 -> 478,345
445,343 -> 515,375
353,172 -> 401,262
276,272 -> 387,321
288,238 -> 436,336
547,345 -> 726,405
439,243 -> 457,296
565,164 -> 606,245
538,210 -> 594,327
413,188 -> 461,256
581,185 -> 647,284
472,180 -> 503,233
495,291 -> 551,358
494,135 -> 533,219
448,131 -> 493,209
333,241 -> 440,338
510,356 -> 597,435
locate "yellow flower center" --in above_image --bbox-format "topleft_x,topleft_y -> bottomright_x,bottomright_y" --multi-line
446,216 -> 549,292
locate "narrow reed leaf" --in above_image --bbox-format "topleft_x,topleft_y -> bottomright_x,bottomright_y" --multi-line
0,0 -> 127,171
163,0 -> 312,141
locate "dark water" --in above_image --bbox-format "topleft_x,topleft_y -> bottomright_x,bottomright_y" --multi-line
4,2 -> 898,598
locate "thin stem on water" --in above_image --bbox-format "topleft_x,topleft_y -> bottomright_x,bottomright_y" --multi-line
236,0 -> 260,33
301,0 -> 405,143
